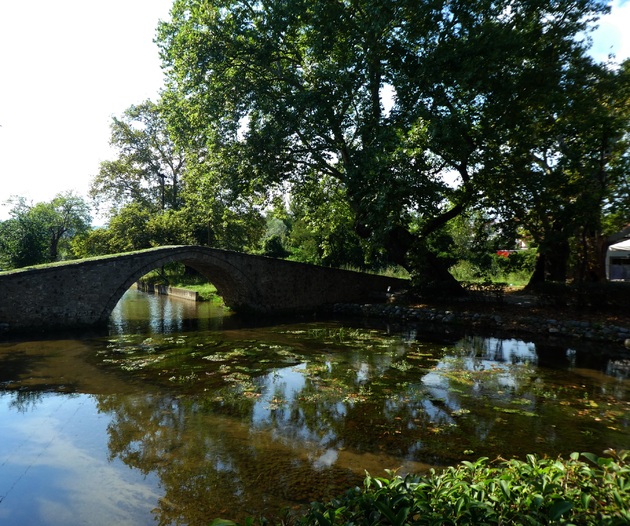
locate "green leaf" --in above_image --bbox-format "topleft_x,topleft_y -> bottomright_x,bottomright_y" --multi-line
454,496 -> 466,516
209,520 -> 238,526
581,452 -> 599,464
612,491 -> 625,508
548,500 -> 573,520
312,511 -> 332,526
499,479 -> 511,500
394,506 -> 411,526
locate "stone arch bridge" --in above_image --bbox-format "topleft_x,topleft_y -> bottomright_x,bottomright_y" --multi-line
0,245 -> 408,334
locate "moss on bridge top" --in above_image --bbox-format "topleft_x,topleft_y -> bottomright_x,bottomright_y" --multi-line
0,246 -> 193,275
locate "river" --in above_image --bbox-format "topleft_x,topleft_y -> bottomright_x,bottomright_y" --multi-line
0,289 -> 628,525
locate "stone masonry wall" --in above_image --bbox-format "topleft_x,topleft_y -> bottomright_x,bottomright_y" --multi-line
0,246 -> 408,334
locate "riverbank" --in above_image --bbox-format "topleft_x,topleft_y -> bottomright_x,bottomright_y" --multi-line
137,277 -> 630,346
332,289 -> 630,347
134,281 -> 200,301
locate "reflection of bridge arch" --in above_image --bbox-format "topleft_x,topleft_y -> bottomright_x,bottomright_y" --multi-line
0,245 -> 408,334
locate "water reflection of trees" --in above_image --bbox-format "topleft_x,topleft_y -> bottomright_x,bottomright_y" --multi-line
96,393 -> 360,524
5,390 -> 46,413
94,331 -> 630,524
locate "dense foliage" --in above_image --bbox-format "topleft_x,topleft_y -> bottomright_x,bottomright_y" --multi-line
154,0 -> 630,287
214,450 -> 629,526
0,192 -> 91,269
487,58 -> 630,284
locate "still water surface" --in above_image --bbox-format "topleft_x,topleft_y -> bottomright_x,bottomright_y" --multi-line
1,290 -> 629,525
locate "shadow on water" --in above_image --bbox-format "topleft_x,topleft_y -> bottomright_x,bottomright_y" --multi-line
0,289 -> 628,525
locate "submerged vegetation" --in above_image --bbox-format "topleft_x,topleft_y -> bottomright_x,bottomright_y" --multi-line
94,319 -> 630,522
213,450 -> 630,525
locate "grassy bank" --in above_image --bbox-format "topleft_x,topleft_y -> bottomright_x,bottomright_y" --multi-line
166,280 -> 221,302
140,264 -> 223,303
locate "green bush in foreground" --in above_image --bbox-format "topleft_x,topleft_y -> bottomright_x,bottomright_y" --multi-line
213,450 -> 629,526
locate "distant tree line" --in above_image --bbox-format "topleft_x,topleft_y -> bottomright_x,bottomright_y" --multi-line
0,193 -> 90,269
2,0 -> 629,293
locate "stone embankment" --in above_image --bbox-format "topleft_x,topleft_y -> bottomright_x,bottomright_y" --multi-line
135,281 -> 200,301
332,302 -> 630,346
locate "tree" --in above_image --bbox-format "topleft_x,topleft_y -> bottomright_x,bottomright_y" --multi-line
156,0 -> 610,291
0,197 -> 48,269
0,192 -> 91,268
570,60 -> 630,282
90,100 -> 186,216
89,97 -> 267,253
72,203 -> 197,257
178,170 -> 267,252
38,192 -> 92,261
486,59 -> 630,285
284,175 -> 368,268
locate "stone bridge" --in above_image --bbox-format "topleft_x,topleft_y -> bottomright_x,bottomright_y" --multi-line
0,245 -> 409,334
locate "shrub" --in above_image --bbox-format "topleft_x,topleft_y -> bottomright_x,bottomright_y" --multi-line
212,450 -> 629,526
449,249 -> 536,287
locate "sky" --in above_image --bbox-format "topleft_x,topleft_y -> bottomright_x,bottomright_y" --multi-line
0,0 -> 172,219
0,0 -> 629,221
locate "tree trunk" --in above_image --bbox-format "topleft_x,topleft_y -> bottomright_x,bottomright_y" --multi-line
49,234 -> 60,262
354,216 -> 464,295
592,235 -> 609,282
527,219 -> 572,288
419,249 -> 466,296
527,252 -> 546,288
546,238 -> 569,282
382,226 -> 414,270
526,238 -> 570,288
384,229 -> 464,296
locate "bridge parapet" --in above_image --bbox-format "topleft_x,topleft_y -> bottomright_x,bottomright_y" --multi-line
0,246 -> 408,334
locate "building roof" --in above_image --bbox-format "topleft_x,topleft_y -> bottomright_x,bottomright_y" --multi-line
608,238 -> 630,252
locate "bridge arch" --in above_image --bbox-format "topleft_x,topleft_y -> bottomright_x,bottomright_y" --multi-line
97,247 -> 258,325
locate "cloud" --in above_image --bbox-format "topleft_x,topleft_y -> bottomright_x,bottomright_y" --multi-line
590,0 -> 630,62
1,395 -> 161,526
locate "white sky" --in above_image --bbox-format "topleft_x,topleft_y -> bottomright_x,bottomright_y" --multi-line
0,0 -> 629,221
0,0 -> 172,219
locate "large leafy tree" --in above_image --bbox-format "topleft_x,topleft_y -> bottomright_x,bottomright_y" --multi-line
0,197 -> 48,269
89,98 -> 265,254
0,192 -> 91,268
488,59 -> 630,284
180,172 -> 267,252
156,0 -> 609,289
91,100 -> 186,216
